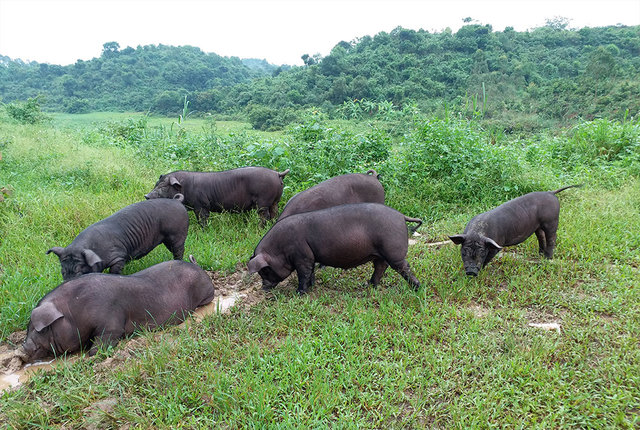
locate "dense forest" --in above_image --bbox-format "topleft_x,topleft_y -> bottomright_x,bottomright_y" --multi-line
1,21 -> 639,128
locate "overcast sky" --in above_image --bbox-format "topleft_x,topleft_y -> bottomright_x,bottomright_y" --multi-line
1,0 -> 639,66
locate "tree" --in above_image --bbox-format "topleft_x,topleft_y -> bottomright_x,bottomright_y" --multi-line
301,54 -> 316,66
102,41 -> 120,57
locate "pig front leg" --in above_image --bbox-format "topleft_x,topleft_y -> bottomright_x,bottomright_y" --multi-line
295,259 -> 316,294
482,248 -> 501,268
108,259 -> 126,275
195,207 -> 210,227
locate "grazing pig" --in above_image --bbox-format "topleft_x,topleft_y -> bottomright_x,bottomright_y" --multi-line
144,167 -> 290,225
277,170 -> 385,221
449,185 -> 583,276
248,203 -> 422,294
21,257 -> 214,360
47,196 -> 188,281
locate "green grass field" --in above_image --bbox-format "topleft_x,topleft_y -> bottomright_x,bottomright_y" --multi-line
0,113 -> 638,428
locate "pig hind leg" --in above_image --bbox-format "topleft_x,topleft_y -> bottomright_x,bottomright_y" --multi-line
389,259 -> 421,290
164,235 -> 185,260
257,206 -> 271,226
540,221 -> 559,259
535,229 -> 547,256
268,201 -> 279,220
369,258 -> 389,286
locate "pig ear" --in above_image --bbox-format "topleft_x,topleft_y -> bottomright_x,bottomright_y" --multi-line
449,234 -> 466,245
169,176 -> 182,191
484,237 -> 502,250
46,247 -> 66,257
31,302 -> 64,332
247,254 -> 269,273
82,249 -> 103,269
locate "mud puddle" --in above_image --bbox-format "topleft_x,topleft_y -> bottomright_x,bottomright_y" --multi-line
0,265 -> 263,393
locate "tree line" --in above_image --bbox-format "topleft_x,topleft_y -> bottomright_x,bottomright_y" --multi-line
1,22 -> 639,129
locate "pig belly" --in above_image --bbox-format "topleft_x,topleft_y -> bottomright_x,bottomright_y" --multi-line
310,236 -> 378,269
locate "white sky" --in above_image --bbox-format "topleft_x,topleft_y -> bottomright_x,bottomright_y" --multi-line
1,0 -> 639,66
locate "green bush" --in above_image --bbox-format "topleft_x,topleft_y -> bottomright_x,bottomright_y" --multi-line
247,104 -> 300,131
4,97 -> 50,124
382,117 -> 542,213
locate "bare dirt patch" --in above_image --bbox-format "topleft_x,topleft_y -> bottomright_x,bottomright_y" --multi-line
467,301 -> 491,318
525,308 -> 566,333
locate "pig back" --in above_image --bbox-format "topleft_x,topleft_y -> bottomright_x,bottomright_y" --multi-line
266,203 -> 410,268
278,173 -> 385,220
175,167 -> 285,212
89,199 -> 188,258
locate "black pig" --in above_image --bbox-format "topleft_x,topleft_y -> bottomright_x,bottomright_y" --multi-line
145,167 -> 290,225
248,203 -> 422,293
277,170 -> 385,221
449,185 -> 582,276
47,196 -> 188,280
22,257 -> 214,360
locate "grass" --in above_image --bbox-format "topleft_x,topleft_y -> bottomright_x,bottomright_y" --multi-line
50,112 -> 281,138
0,113 -> 639,428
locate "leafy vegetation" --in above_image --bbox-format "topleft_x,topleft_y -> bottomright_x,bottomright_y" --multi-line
0,43 -> 269,114
1,24 -> 639,127
0,111 -> 638,427
3,97 -> 50,124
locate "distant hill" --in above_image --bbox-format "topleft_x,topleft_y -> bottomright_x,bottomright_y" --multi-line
0,43 -> 272,113
1,24 -> 639,123
214,24 -> 640,124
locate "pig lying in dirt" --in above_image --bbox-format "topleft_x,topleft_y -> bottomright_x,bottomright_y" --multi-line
47,196 -> 189,281
145,167 -> 290,225
277,170 -> 385,221
449,185 -> 583,276
248,203 -> 422,293
21,257 -> 214,361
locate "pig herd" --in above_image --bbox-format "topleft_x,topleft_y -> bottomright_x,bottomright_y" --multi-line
20,166 -> 580,362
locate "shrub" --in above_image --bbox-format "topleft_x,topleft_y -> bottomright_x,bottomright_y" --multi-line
383,117 -> 539,212
546,117 -> 640,170
5,97 -> 50,124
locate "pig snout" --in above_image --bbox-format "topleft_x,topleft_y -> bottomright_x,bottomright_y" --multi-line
465,268 -> 479,277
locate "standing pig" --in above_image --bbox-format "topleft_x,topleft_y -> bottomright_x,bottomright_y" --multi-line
144,167 -> 290,225
248,203 -> 422,294
22,257 -> 214,360
47,196 -> 188,281
277,170 -> 385,221
449,185 -> 582,276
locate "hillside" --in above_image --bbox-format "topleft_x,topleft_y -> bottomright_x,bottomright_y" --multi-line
0,43 -> 269,113
1,23 -> 639,124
